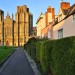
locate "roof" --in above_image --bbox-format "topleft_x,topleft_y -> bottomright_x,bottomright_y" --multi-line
62,9 -> 69,15
33,27 -> 36,30
36,13 -> 44,24
53,3 -> 75,26
41,22 -> 53,32
65,4 -> 75,18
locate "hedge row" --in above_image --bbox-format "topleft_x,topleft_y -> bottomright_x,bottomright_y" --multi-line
24,36 -> 75,75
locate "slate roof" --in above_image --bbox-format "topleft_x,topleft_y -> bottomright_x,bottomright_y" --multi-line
62,9 -> 69,15
65,4 -> 75,18
53,3 -> 75,26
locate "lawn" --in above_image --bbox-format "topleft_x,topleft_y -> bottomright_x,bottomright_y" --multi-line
0,46 -> 15,64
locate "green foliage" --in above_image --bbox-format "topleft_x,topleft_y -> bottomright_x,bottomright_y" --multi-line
27,37 -> 37,44
44,40 -> 54,74
36,42 -> 41,62
24,37 -> 37,61
24,36 -> 75,75
37,40 -> 53,74
30,43 -> 36,61
51,37 -> 75,75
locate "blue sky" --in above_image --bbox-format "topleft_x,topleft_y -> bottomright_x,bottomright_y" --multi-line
0,0 -> 74,26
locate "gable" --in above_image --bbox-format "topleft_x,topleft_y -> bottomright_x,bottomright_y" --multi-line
58,8 -> 64,15
66,4 -> 75,18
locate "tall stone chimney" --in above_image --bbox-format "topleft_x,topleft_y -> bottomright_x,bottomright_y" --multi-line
45,6 -> 55,26
61,2 -> 70,9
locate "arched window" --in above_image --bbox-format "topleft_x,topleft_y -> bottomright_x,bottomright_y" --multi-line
6,41 -> 9,46
4,26 -> 11,36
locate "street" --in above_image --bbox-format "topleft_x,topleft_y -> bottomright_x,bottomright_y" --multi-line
0,47 -> 35,75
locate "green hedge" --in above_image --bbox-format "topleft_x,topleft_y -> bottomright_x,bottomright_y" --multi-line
24,36 -> 75,75
30,43 -> 36,61
24,37 -> 37,61
51,37 -> 75,75
36,42 -> 41,62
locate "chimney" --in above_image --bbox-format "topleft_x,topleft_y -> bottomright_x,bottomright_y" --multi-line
46,6 -> 55,26
61,2 -> 70,9
52,8 -> 55,19
47,6 -> 51,13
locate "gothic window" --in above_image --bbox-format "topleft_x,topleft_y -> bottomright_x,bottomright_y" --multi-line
20,8 -> 23,13
4,26 -> 11,36
20,14 -> 23,22
58,29 -> 63,39
20,9 -> 21,13
21,8 -> 23,12
6,41 -> 9,46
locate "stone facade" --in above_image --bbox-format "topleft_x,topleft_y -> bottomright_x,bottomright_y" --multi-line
53,3 -> 75,39
36,6 -> 55,38
0,5 -> 33,46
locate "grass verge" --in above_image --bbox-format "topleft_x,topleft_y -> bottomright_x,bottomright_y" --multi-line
0,46 -> 15,65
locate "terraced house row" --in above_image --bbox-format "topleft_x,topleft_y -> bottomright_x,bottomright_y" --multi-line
36,1 -> 75,39
0,5 -> 33,46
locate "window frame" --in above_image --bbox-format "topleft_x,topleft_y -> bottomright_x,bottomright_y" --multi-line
58,28 -> 63,39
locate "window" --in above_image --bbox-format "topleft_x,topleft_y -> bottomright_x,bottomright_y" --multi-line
58,29 -> 63,39
73,14 -> 75,21
4,26 -> 11,36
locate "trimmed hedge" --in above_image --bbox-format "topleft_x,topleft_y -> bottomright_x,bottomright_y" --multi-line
51,37 -> 75,75
36,42 -> 41,62
24,37 -> 37,61
24,36 -> 75,75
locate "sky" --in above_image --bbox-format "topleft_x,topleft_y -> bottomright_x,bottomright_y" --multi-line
0,0 -> 74,26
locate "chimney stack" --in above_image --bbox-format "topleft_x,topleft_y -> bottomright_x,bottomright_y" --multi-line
61,2 -> 70,9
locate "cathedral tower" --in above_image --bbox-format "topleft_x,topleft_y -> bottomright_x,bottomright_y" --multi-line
0,5 -> 33,46
0,9 -> 4,45
15,5 -> 31,46
0,9 -> 4,22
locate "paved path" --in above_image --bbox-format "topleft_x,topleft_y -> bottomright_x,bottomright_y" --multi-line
0,47 -> 35,75
24,50 -> 41,75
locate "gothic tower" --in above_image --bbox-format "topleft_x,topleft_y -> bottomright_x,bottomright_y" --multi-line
0,9 -> 4,45
15,5 -> 30,46
0,9 -> 4,22
0,5 -> 33,46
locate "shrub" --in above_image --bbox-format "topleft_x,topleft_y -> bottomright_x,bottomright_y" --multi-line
30,43 -> 36,61
36,42 -> 41,62
51,36 -> 75,75
24,36 -> 75,75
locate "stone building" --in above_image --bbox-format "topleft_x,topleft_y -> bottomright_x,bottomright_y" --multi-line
53,2 -> 75,39
36,6 -> 55,38
0,5 -> 33,46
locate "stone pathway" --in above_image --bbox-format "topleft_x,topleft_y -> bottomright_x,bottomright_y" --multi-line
24,50 -> 41,75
